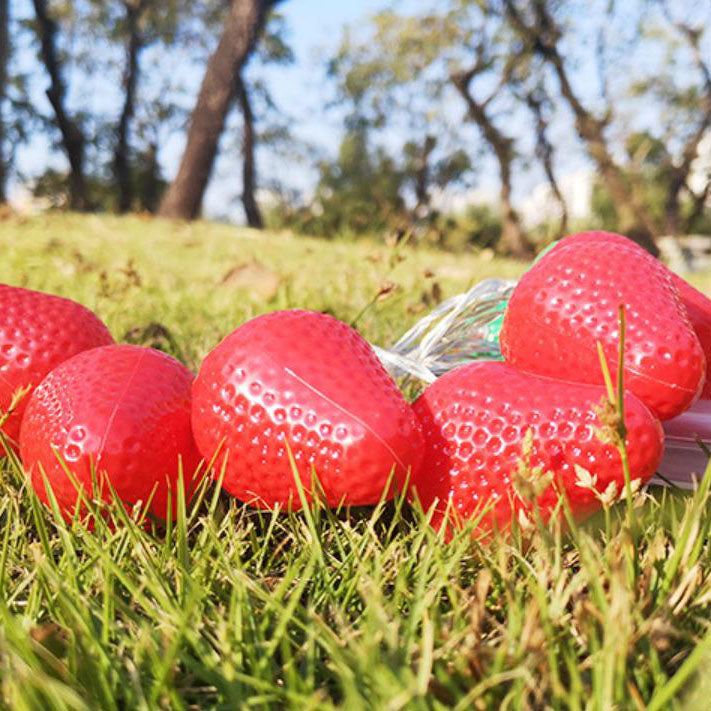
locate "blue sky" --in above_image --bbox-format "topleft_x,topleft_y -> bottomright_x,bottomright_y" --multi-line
11,0 -> 406,218
9,0 -> 710,223
201,0 -> 417,219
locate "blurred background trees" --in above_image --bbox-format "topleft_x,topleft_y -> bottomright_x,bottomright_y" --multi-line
0,0 -> 9,204
0,0 -> 709,257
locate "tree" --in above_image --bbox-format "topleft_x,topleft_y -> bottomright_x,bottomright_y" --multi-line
449,48 -> 533,258
233,75 -> 262,227
651,7 -> 711,236
328,4 -> 538,257
309,124 -> 406,237
27,0 -> 209,212
159,0 -> 279,220
113,0 -> 149,213
76,0 -> 197,212
233,12 -> 294,228
272,123 -> 479,246
502,0 -> 711,249
31,0 -> 89,210
90,0 -> 201,213
519,85 -> 568,237
504,0 -> 653,250
0,0 -> 8,203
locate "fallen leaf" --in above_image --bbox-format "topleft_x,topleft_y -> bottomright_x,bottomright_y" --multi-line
221,261 -> 281,301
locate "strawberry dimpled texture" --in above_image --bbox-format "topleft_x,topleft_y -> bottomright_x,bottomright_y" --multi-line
0,284 -> 114,450
20,344 -> 201,521
410,361 -> 664,537
500,237 -> 705,421
191,309 -> 424,509
546,231 -> 711,401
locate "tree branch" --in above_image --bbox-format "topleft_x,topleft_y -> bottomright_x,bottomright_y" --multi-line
665,18 -> 711,234
503,0 -> 660,251
525,88 -> 568,237
685,179 -> 711,233
450,65 -> 532,258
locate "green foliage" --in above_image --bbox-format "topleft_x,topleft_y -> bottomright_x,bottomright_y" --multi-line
322,0 -> 711,250
315,3 -> 498,245
5,0 -> 711,246
303,128 -> 405,238
270,127 -> 483,248
32,146 -> 166,212
12,0 -> 294,217
591,130 -> 711,235
429,204 -> 503,251
267,131 -> 514,251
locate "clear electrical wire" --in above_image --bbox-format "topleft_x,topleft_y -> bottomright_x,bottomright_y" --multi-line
374,278 -> 515,383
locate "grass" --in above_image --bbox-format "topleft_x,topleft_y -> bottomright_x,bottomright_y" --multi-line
0,212 -> 523,372
2,213 -> 711,709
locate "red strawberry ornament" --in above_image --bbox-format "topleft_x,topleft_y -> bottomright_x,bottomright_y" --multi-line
411,362 -> 663,537
191,309 -> 424,509
0,284 -> 114,451
549,231 -> 711,399
20,345 -> 201,522
500,235 -> 704,420
675,282 -> 711,399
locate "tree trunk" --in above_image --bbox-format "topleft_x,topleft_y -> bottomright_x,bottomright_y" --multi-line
451,70 -> 533,259
234,74 -> 263,228
136,142 -> 163,213
114,1 -> 145,214
525,90 -> 568,237
159,0 -> 272,220
405,135 -> 436,226
504,0 -> 659,254
32,0 -> 88,211
664,178 -> 683,238
498,159 -> 529,259
413,135 -> 436,212
0,0 -> 9,204
549,56 -> 659,252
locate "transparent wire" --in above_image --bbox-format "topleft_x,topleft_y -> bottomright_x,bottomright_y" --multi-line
374,278 -> 515,383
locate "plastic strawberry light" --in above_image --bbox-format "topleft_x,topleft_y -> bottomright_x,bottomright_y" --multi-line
20,344 -> 201,523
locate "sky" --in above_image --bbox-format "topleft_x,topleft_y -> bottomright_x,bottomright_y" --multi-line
10,0 -> 405,219
8,0 -> 711,225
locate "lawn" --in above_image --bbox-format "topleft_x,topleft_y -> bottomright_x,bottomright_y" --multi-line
2,213 -> 711,710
